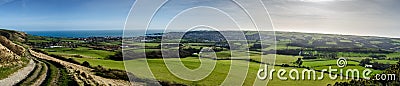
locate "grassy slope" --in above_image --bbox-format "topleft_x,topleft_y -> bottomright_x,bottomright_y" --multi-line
42,47 -> 115,59
124,57 -> 345,86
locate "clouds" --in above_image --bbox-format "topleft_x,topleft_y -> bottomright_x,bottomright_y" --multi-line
0,0 -> 399,37
261,0 -> 400,37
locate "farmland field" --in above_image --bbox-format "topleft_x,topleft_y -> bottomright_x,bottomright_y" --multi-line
24,30 -> 400,86
124,57 -> 346,86
41,47 -> 115,59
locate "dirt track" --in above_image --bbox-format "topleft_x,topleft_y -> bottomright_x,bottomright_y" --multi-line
29,50 -> 141,86
0,59 -> 36,86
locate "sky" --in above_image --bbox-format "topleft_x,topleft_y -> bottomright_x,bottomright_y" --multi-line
0,0 -> 399,38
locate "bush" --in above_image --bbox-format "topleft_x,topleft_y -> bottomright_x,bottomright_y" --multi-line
106,51 -> 123,61
158,81 -> 187,86
82,61 -> 90,67
281,64 -> 290,67
92,65 -> 129,80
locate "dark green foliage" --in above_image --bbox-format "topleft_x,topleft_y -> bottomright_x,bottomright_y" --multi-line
359,58 -> 371,66
334,61 -> 400,86
281,64 -> 290,67
41,59 -> 78,86
296,58 -> 303,67
82,61 -> 91,67
106,51 -> 123,61
370,54 -> 387,59
92,65 -> 129,80
119,49 -> 194,60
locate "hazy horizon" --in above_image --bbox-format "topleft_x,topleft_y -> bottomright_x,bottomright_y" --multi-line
5,28 -> 397,38
1,0 -> 399,38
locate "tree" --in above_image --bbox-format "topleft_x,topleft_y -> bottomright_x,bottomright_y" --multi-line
334,61 -> 400,86
359,58 -> 371,66
82,61 -> 91,67
107,51 -> 123,61
296,58 -> 303,67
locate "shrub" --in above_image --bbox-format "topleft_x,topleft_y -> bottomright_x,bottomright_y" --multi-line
106,51 -> 123,61
82,61 -> 90,67
92,65 -> 129,80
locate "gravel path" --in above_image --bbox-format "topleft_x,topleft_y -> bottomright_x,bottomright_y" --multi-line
0,59 -> 36,86
29,50 -> 140,86
32,61 -> 48,86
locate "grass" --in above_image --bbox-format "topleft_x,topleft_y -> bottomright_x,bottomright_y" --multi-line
346,57 -> 369,62
145,43 -> 160,47
313,66 -> 382,77
44,51 -> 362,86
346,57 -> 399,64
373,60 -> 399,64
99,41 -> 121,45
302,60 -> 383,77
275,45 -> 302,50
250,54 -> 300,65
326,42 -> 337,45
123,57 -> 346,86
42,47 -> 115,59
387,52 -> 400,58
73,58 -> 125,70
0,65 -> 25,79
0,57 -> 29,80
41,60 -> 59,86
340,40 -> 352,43
302,60 -> 359,67
370,41 -> 383,44
267,66 -> 347,86
337,52 -> 374,57
214,50 -> 257,59
41,59 -> 78,86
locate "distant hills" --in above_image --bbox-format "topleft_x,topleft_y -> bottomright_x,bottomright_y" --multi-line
138,31 -> 400,51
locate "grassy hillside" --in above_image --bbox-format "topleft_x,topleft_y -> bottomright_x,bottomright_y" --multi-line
24,30 -> 400,85
0,29 -> 29,79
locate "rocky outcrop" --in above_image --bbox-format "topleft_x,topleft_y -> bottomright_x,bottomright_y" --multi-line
0,29 -> 27,67
0,29 -> 27,42
0,36 -> 26,56
0,40 -> 23,67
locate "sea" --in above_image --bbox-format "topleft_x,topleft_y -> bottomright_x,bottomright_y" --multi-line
25,30 -> 164,38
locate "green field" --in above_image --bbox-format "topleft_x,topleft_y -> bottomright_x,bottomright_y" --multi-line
74,58 -> 125,70
42,47 -> 115,59
124,57 -> 346,86
302,60 -> 359,67
36,44 -> 397,86
0,58 -> 29,80
373,60 -> 399,64
302,60 -> 383,76
0,65 -> 26,79
249,54 -> 300,65
64,54 -> 347,86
